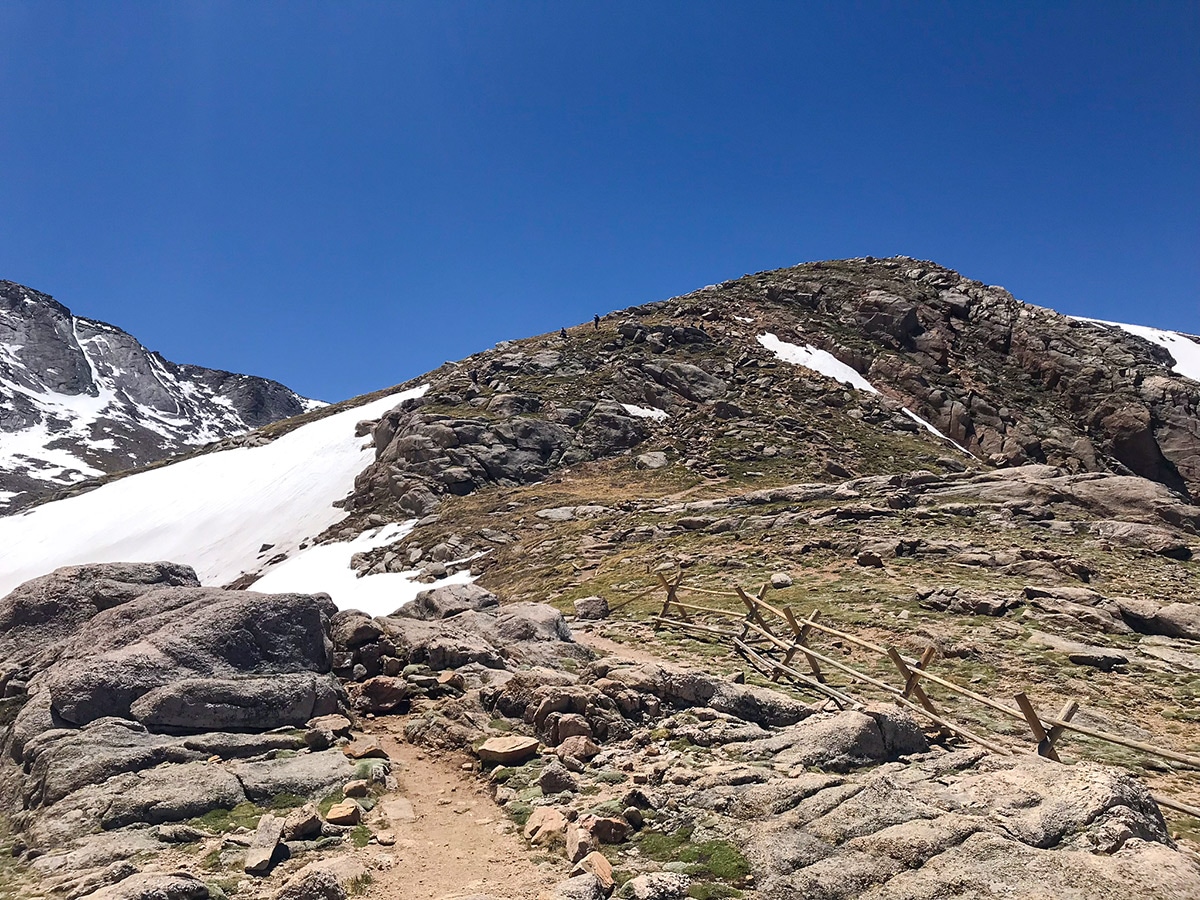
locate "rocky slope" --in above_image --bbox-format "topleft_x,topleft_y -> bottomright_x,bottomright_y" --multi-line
0,280 -> 320,512
346,257 -> 1200,529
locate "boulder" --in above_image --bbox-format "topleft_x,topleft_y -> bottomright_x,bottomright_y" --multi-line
739,707 -> 927,772
80,873 -> 211,900
620,872 -> 690,899
571,850 -> 615,891
244,813 -> 285,874
41,586 -> 337,728
477,735 -> 540,765
325,800 -> 362,826
230,751 -> 357,802
573,595 -> 610,620
551,875 -> 606,900
402,584 -> 500,620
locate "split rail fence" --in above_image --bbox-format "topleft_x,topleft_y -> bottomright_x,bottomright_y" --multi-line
646,572 -> 1200,820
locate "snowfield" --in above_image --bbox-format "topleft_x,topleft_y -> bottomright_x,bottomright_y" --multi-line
248,521 -> 478,617
0,386 -> 426,598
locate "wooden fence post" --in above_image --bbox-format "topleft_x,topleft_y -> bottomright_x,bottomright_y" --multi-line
887,646 -> 948,736
1013,692 -> 1059,761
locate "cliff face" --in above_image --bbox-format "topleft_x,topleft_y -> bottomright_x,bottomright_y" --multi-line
0,280 -> 321,511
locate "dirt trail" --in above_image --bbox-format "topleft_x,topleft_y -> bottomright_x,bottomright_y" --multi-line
356,724 -> 560,900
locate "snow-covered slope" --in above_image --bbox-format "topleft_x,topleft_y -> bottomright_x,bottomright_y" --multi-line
0,386 -> 425,598
0,280 -> 322,511
1074,317 -> 1200,383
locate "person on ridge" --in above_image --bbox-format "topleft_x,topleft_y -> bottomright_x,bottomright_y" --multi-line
593,314 -> 600,329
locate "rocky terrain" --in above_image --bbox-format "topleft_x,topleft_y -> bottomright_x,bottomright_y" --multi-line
1,257 -> 1198,898
0,280 -> 319,511
0,568 -> 1197,899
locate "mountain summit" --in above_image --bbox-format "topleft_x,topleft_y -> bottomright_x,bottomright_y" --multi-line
0,279 -> 320,510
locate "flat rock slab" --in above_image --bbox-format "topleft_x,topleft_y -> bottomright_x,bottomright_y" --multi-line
343,738 -> 389,760
245,812 -> 285,874
476,735 -> 540,765
326,800 -> 362,826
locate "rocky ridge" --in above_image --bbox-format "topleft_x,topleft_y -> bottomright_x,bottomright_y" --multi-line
0,280 -> 320,512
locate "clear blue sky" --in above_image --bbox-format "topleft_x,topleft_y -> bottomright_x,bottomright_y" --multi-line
1,2 -> 1196,402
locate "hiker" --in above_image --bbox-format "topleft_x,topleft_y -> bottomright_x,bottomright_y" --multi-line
593,314 -> 600,329
560,327 -> 568,339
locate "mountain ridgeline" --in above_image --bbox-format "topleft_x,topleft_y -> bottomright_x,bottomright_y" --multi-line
345,257 -> 1200,528
0,280 -> 320,511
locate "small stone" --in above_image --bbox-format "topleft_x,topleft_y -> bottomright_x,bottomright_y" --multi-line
857,551 -> 885,568
623,807 -> 644,829
306,713 -> 352,735
572,850 -> 615,891
635,451 -> 669,470
342,779 -> 370,798
565,823 -> 596,863
523,806 -> 568,844
281,803 -> 324,841
437,671 -> 466,691
580,813 -> 630,844
770,572 -> 793,588
376,831 -> 396,846
325,800 -> 362,826
477,735 -> 540,765
538,762 -> 579,795
342,739 -> 389,760
556,735 -> 600,762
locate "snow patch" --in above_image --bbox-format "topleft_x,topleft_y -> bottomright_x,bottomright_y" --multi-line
901,408 -> 975,457
248,521 -> 477,617
0,385 -> 427,597
757,333 -> 879,393
1074,317 -> 1200,383
621,403 -> 669,420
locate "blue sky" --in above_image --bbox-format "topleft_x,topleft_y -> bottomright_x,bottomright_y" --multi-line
1,2 -> 1196,402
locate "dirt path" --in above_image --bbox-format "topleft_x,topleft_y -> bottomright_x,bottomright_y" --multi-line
356,724 -> 560,900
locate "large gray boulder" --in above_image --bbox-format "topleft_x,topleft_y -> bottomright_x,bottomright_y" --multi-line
128,672 -> 342,731
737,707 -> 928,771
401,583 -> 500,620
40,586 -> 336,727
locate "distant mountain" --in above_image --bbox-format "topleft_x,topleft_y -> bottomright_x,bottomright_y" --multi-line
0,279 -> 322,511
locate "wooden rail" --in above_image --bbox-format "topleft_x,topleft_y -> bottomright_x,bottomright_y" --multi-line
647,574 -> 1200,820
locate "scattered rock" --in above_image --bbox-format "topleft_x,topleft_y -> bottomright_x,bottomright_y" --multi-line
325,801 -> 362,826
477,735 -> 540,765
573,595 -> 610,620
244,813 -> 285,874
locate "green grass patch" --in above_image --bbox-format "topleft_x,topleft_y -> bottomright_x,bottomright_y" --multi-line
350,825 -> 372,848
189,801 -> 262,833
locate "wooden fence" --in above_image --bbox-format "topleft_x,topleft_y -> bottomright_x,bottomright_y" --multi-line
648,572 -> 1200,819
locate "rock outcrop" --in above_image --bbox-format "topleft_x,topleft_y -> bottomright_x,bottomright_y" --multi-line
0,563 -> 355,867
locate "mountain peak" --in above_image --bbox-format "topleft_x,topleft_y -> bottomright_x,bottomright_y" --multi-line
0,278 -> 321,511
